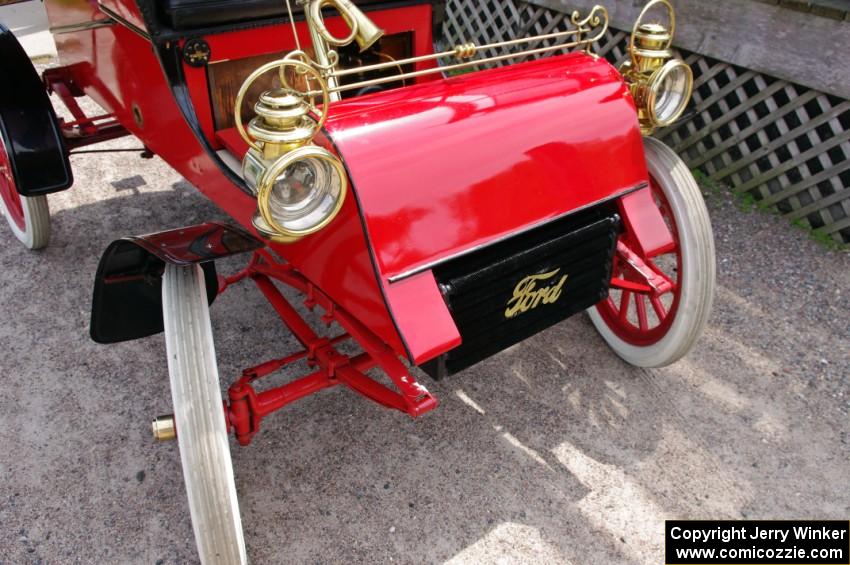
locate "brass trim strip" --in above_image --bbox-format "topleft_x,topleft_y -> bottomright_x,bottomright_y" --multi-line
97,3 -> 151,42
49,18 -> 115,35
386,182 -> 648,284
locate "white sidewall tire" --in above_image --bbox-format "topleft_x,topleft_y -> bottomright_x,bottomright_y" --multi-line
587,137 -> 716,367
0,192 -> 50,250
163,263 -> 247,565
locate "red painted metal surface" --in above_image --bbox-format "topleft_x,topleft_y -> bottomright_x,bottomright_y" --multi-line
43,67 -> 130,150
97,0 -> 148,31
225,251 -> 438,446
217,126 -> 462,365
616,185 -> 676,257
42,1 -> 101,35
326,52 -> 648,281
382,270 -> 461,364
215,128 -> 249,157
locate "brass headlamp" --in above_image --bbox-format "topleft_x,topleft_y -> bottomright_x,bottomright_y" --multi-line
235,59 -> 348,243
621,0 -> 693,135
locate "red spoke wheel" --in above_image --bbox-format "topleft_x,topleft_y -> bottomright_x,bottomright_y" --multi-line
588,137 -> 715,367
0,135 -> 50,249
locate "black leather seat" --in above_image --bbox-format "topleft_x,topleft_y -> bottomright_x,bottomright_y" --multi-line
161,0 -> 393,30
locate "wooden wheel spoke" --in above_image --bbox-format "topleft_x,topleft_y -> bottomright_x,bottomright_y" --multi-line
635,294 -> 649,331
649,294 -> 667,320
618,291 -> 631,323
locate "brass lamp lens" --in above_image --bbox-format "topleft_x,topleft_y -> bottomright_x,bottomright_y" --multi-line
258,147 -> 348,238
268,158 -> 338,230
649,60 -> 693,126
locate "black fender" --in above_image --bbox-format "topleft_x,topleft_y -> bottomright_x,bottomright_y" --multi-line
90,222 -> 263,344
0,24 -> 72,196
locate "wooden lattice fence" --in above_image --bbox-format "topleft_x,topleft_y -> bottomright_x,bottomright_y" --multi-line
442,0 -> 850,245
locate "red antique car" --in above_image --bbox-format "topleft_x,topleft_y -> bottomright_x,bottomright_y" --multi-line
0,0 -> 714,561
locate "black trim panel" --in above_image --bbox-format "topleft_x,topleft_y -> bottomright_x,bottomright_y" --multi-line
138,0 -> 441,41
422,203 -> 621,378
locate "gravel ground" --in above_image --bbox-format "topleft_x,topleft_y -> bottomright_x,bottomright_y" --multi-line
1,73 -> 849,565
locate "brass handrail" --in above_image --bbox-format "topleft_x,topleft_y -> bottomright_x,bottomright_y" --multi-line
321,5 -> 609,95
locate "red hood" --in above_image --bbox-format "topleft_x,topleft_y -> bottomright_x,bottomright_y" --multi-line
323,53 -> 649,364
326,52 -> 648,282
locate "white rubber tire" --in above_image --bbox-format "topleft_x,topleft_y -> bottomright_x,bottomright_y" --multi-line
1,193 -> 50,249
0,133 -> 50,249
0,140 -> 50,249
163,263 -> 247,565
587,137 -> 716,367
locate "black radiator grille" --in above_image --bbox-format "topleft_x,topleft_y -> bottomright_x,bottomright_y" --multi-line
422,203 -> 620,378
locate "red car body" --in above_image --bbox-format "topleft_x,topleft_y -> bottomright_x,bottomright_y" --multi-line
42,0 -> 670,368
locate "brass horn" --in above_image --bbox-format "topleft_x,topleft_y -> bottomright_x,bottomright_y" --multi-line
307,0 -> 385,52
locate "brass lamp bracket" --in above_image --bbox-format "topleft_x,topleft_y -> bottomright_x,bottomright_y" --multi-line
234,58 -> 330,154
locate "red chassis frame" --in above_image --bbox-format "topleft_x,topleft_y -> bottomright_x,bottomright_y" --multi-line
42,66 -> 131,152
220,249 -> 438,446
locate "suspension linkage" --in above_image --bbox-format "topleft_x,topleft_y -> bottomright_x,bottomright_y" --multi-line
222,254 -> 438,446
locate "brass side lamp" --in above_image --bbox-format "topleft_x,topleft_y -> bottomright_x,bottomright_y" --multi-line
235,59 -> 348,243
620,0 -> 694,134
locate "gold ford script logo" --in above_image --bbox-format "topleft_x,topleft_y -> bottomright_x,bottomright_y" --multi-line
505,268 -> 569,319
